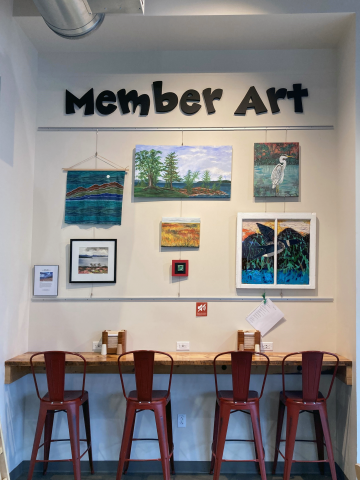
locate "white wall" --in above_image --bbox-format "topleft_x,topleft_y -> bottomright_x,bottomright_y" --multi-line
0,0 -> 38,473
23,48 -> 345,466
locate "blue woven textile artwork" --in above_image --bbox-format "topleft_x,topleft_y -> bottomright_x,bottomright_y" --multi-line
65,171 -> 125,225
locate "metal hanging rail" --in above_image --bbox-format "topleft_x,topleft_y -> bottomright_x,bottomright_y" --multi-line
38,125 -> 334,132
32,297 -> 334,302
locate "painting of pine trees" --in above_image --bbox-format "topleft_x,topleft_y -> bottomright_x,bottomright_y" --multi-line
134,145 -> 232,198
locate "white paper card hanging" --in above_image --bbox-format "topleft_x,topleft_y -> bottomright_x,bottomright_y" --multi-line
246,299 -> 284,336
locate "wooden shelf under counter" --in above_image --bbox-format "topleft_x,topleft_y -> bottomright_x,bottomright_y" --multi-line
4,351 -> 352,386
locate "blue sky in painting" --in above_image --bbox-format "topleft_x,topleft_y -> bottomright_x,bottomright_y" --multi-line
135,145 -> 232,181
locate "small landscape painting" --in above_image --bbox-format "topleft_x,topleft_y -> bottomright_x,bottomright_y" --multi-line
135,145 -> 232,199
78,247 -> 109,274
254,143 -> 299,197
161,218 -> 200,247
40,272 -> 53,282
277,220 -> 310,285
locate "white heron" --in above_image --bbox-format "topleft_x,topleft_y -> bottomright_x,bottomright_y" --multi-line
271,155 -> 292,195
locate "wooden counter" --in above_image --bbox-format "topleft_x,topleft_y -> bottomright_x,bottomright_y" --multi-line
4,352 -> 352,386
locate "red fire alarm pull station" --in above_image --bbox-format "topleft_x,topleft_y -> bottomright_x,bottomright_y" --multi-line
196,302 -> 207,317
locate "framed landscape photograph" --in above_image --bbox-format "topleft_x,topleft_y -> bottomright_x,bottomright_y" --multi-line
69,239 -> 117,283
236,213 -> 316,289
33,265 -> 59,296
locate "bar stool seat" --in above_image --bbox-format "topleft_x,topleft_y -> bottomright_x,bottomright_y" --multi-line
280,390 -> 324,402
43,390 -> 87,402
218,390 -> 259,401
128,389 -> 168,401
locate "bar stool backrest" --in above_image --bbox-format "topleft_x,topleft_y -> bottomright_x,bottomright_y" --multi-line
118,350 -> 174,402
231,351 -> 252,402
213,351 -> 270,402
134,351 -> 155,402
302,351 -> 323,402
30,351 -> 87,402
282,351 -> 339,402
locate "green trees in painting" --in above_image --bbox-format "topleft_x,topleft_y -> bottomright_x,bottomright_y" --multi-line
183,170 -> 200,194
162,152 -> 182,189
201,170 -> 211,189
135,149 -> 163,188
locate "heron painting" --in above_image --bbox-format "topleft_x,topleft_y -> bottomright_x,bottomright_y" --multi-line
254,143 -> 299,197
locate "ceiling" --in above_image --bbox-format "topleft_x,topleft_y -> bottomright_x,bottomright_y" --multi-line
15,11 -> 350,53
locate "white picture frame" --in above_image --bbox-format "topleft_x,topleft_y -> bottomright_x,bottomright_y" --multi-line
236,212 -> 316,289
33,265 -> 59,296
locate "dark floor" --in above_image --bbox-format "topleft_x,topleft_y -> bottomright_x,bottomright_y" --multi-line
18,474 -> 333,480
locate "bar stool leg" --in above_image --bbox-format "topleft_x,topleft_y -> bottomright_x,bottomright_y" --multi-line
117,402 -> 136,480
67,403 -> 81,480
251,419 -> 261,475
166,400 -> 175,474
212,403 -> 231,480
319,404 -> 337,480
313,410 -> 324,475
283,405 -> 300,480
154,404 -> 171,480
272,398 -> 286,474
43,410 -> 55,475
210,401 -> 220,474
249,403 -> 267,480
27,405 -> 48,480
123,411 -> 136,474
82,399 -> 95,474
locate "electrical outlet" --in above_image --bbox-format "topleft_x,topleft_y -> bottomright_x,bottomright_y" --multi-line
92,341 -> 101,352
178,414 -> 186,427
261,342 -> 273,352
177,341 -> 190,351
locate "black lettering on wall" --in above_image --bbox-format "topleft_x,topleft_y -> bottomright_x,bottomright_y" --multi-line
266,88 -> 287,114
66,89 -> 94,115
153,81 -> 178,113
287,83 -> 308,113
202,88 -> 223,114
95,90 -> 117,115
234,86 -> 268,115
117,89 -> 150,116
180,89 -> 201,115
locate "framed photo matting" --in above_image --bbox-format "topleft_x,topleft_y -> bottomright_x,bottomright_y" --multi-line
33,265 -> 59,296
70,239 -> 117,283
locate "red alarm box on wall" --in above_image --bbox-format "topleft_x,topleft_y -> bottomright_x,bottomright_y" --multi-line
172,260 -> 189,276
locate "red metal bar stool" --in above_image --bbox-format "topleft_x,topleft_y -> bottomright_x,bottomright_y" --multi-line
272,351 -> 339,480
116,350 -> 175,480
27,351 -> 94,480
210,351 -> 270,480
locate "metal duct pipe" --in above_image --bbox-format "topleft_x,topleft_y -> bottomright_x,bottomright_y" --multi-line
32,0 -> 105,39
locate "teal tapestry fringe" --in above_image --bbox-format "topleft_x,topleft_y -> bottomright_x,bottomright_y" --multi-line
65,171 -> 125,225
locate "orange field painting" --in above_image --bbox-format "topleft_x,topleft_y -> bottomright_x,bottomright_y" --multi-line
161,218 -> 200,247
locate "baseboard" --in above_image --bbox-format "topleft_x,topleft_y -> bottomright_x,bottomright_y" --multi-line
11,460 -> 349,479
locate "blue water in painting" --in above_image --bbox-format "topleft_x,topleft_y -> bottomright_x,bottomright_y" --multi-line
254,165 -> 299,197
65,199 -> 123,224
277,271 -> 309,285
242,270 -> 274,284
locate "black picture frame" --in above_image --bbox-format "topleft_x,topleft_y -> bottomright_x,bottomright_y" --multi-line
69,239 -> 117,284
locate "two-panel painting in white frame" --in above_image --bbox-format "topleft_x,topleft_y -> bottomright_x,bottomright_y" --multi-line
236,213 -> 316,289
